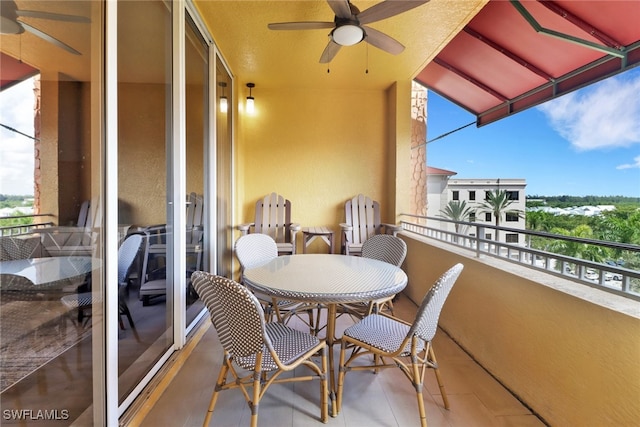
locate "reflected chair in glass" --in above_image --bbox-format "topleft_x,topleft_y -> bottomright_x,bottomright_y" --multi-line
234,233 -> 315,331
60,233 -> 143,329
0,235 -> 44,260
39,199 -> 101,257
191,272 -> 328,427
138,192 -> 204,305
337,263 -> 464,427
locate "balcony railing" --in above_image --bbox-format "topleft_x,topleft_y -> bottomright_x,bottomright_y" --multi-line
399,213 -> 640,301
0,213 -> 54,236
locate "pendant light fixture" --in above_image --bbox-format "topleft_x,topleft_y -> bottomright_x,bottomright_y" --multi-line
218,82 -> 228,113
246,82 -> 255,114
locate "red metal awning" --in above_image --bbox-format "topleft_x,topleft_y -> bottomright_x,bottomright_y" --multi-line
415,0 -> 640,127
0,52 -> 38,91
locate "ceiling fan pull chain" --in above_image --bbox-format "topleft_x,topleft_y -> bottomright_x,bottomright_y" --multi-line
365,43 -> 369,74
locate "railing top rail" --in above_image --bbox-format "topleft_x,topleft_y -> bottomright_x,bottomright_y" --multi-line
399,214 -> 640,301
399,213 -> 640,253
0,213 -> 54,220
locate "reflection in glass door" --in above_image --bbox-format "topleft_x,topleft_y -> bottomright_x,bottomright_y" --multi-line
216,58 -> 233,278
116,0 -> 174,404
0,0 -> 104,424
185,15 -> 207,325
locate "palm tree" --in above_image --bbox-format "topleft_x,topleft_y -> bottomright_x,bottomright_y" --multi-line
547,224 -> 609,267
439,200 -> 474,234
479,189 -> 523,242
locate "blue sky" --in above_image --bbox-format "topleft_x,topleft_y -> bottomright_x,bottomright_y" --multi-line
2,69 -> 640,197
426,68 -> 640,198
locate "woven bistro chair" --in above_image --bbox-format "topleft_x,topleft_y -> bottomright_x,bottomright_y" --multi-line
337,263 -> 464,427
0,235 -> 44,260
338,234 -> 408,321
191,272 -> 328,427
234,234 -> 315,331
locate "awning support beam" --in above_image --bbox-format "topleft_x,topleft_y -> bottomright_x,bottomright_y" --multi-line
464,27 -> 554,82
510,0 -> 625,59
433,57 -> 509,102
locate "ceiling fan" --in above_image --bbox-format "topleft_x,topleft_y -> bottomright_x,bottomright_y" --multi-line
268,0 -> 429,63
0,0 -> 89,55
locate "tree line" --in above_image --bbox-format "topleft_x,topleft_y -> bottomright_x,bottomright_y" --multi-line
527,195 -> 640,208
440,190 -> 640,282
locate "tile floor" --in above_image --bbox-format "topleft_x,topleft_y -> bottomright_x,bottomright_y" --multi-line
134,295 -> 547,427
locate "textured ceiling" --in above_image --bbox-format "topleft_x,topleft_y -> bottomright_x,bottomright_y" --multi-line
1,1 -> 486,91
193,0 -> 487,90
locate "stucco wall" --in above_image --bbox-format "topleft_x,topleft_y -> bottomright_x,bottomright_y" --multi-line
117,82 -> 168,226
401,233 -> 640,426
236,84 -> 411,253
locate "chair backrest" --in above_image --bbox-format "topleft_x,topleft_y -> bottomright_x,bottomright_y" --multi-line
361,234 -> 407,267
191,272 -> 268,358
71,197 -> 102,247
118,233 -> 144,285
253,192 -> 293,244
409,263 -> 464,343
186,192 -> 204,244
345,194 -> 381,245
0,236 -> 42,261
76,200 -> 91,227
234,233 -> 278,270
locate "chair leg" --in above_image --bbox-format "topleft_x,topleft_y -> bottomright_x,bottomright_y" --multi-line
203,358 -> 229,426
119,300 -> 135,328
250,353 -> 263,427
336,340 -> 347,414
428,345 -> 450,409
411,356 -> 428,427
319,345 -> 329,423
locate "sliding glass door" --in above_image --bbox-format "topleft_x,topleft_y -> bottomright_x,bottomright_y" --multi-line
116,0 -> 174,404
185,14 -> 208,326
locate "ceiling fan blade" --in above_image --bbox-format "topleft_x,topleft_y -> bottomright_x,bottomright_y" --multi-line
363,26 -> 404,55
319,40 -> 342,63
0,16 -> 23,34
19,20 -> 81,55
16,9 -> 90,23
358,0 -> 429,25
268,21 -> 334,31
327,0 -> 352,19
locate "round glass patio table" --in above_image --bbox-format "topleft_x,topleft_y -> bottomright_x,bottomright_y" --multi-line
243,253 -> 408,416
0,256 -> 95,290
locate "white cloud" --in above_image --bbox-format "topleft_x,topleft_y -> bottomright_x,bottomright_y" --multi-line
537,71 -> 640,151
616,155 -> 640,170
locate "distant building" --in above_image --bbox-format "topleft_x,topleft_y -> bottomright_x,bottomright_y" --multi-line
427,167 -> 527,244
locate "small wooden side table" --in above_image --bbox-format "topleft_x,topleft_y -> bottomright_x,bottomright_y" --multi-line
302,226 -> 334,254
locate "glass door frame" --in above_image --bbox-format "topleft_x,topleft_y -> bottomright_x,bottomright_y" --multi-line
102,0 -> 234,421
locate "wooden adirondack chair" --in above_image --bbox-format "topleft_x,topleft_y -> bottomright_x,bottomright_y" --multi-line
237,193 -> 300,255
340,194 -> 401,256
39,199 -> 101,257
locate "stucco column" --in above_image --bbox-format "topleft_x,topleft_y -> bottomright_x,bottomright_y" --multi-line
410,82 -> 427,216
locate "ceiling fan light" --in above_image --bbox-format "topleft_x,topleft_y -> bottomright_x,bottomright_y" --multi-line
332,24 -> 363,46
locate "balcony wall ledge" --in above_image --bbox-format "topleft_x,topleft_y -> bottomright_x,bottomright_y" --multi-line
402,232 -> 639,319
399,231 -> 640,427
